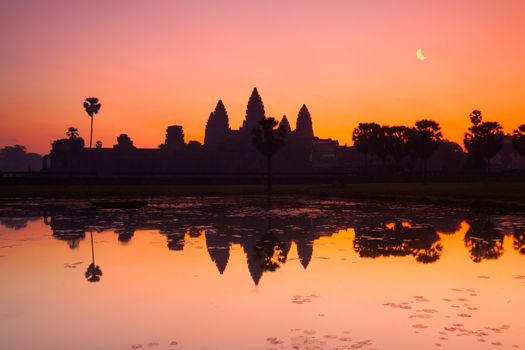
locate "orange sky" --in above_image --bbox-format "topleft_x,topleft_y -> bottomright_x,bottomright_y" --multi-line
1,0 -> 524,154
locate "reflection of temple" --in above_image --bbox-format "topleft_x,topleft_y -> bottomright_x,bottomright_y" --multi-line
43,88 -> 350,174
3,199 -> 524,284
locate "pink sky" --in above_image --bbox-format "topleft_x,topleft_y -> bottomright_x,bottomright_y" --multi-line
1,0 -> 524,153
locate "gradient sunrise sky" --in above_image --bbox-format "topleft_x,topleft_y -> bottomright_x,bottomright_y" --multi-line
1,0 -> 524,153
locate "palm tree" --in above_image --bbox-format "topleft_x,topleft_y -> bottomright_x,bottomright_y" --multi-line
464,110 -> 504,173
386,126 -> 410,164
512,124 -> 525,161
85,231 -> 103,282
352,122 -> 381,168
66,127 -> 79,139
408,119 -> 443,182
252,117 -> 287,192
83,97 -> 101,148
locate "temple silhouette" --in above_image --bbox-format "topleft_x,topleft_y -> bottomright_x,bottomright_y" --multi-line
42,88 -> 345,174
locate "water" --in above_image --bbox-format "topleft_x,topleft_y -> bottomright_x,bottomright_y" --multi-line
0,197 -> 524,350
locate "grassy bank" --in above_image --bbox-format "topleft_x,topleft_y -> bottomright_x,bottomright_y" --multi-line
1,181 -> 524,209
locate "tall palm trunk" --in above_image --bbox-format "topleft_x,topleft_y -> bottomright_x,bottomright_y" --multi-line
266,156 -> 272,193
90,231 -> 95,265
89,117 -> 94,148
423,158 -> 428,184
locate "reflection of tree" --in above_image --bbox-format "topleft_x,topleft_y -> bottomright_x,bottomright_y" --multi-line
33,199 -> 525,284
85,232 -> 103,282
116,227 -> 134,244
0,217 -> 38,230
255,232 -> 288,272
354,221 -> 442,263
464,217 -> 504,263
513,230 -> 525,255
247,231 -> 290,285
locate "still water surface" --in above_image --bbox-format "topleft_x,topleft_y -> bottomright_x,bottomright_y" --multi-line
0,197 -> 524,350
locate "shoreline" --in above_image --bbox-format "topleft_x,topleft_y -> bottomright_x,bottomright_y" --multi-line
0,181 -> 524,213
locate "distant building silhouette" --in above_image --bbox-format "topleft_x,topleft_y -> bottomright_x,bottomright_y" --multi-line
278,115 -> 292,134
241,88 -> 266,137
161,125 -> 185,151
40,87 -> 525,176
204,100 -> 230,147
294,104 -> 314,139
43,87 -> 347,174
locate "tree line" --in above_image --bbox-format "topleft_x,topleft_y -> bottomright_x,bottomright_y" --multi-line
351,110 -> 525,179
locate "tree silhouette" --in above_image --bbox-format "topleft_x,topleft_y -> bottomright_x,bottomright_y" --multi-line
83,97 -> 101,148
469,109 -> 483,126
386,126 -> 410,163
66,127 -> 79,139
512,124 -> 525,160
252,117 -> 287,192
352,122 -> 381,166
464,110 -> 503,173
85,232 -> 103,282
408,119 -> 442,182
0,145 -> 42,171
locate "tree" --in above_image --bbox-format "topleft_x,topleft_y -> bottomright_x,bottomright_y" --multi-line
408,119 -> 443,182
352,122 -> 381,166
252,117 -> 287,192
0,145 -> 43,171
66,127 -> 79,139
385,126 -> 410,163
373,126 -> 390,164
513,124 -> 525,159
463,110 -> 504,173
83,97 -> 101,148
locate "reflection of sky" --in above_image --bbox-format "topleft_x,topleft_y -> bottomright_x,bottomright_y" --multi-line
0,210 -> 524,349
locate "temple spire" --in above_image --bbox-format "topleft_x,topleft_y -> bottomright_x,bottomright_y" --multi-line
294,104 -> 314,139
279,115 -> 291,134
204,100 -> 230,146
241,87 -> 266,133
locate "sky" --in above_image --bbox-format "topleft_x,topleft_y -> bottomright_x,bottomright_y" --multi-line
1,0 -> 524,153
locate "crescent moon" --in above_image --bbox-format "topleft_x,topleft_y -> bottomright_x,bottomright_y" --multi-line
416,48 -> 427,61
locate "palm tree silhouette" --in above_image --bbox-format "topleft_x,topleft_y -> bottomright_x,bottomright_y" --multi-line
83,97 -> 101,148
85,231 -> 103,282
408,119 -> 442,182
66,127 -> 79,139
252,117 -> 286,192
512,124 -> 525,162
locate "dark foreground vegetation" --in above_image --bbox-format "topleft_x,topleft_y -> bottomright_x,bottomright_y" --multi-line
1,180 -> 524,211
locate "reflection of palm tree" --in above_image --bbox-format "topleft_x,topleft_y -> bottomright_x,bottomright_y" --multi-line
85,232 -> 103,282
